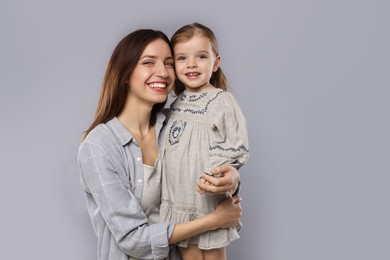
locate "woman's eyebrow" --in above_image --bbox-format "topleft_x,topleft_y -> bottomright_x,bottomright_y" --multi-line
140,55 -> 173,60
140,55 -> 158,59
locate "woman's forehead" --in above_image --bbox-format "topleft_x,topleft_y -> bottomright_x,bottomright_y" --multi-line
141,39 -> 172,58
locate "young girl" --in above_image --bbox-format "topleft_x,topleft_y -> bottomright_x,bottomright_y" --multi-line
160,23 -> 249,260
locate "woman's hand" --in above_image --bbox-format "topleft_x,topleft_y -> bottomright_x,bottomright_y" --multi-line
197,164 -> 240,195
211,196 -> 242,229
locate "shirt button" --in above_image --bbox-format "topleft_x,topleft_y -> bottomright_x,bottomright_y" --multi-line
138,179 -> 143,183
136,157 -> 141,162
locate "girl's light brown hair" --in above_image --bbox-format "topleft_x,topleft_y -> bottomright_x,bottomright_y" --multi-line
171,23 -> 228,95
83,29 -> 172,140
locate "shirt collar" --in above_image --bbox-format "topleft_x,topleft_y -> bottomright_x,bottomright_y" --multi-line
106,112 -> 167,146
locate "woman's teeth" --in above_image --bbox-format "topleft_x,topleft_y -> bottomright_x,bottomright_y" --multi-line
148,83 -> 166,89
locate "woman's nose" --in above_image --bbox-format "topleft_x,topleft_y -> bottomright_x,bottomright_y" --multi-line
155,62 -> 168,77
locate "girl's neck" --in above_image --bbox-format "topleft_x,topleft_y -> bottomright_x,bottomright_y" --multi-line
184,83 -> 216,93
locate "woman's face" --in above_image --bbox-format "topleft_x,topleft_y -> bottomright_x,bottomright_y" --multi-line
129,39 -> 175,105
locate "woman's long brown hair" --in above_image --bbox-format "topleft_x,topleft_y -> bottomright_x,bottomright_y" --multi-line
83,30 -> 172,140
170,23 -> 228,95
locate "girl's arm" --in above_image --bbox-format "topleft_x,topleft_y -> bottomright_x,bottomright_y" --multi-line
201,92 -> 249,195
194,92 -> 248,239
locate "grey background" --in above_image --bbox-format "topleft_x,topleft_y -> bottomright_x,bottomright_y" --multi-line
1,0 -> 389,259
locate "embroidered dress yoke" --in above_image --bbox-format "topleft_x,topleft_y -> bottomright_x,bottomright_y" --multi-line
160,89 -> 249,250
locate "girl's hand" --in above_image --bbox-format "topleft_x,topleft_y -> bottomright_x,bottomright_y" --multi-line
197,164 -> 240,195
211,196 -> 242,229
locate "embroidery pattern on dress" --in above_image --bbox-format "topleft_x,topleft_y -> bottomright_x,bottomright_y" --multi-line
181,92 -> 208,102
172,90 -> 224,115
169,120 -> 187,145
209,144 -> 249,153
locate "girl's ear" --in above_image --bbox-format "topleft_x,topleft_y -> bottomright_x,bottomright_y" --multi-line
213,56 -> 221,72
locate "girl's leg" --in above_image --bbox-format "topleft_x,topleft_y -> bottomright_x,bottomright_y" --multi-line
179,244 -> 204,260
203,247 -> 226,260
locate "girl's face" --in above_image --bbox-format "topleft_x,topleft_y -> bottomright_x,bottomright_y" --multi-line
129,39 -> 175,105
173,35 -> 220,93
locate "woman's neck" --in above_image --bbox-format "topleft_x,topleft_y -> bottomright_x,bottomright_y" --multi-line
117,97 -> 153,136
118,97 -> 158,165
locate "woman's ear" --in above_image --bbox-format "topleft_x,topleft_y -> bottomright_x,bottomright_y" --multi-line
213,56 -> 221,72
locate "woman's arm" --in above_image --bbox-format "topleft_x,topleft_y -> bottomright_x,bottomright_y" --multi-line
79,141 -> 241,258
169,195 -> 242,244
79,141 -> 172,259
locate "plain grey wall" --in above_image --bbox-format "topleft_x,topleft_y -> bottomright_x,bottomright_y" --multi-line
1,0 -> 389,259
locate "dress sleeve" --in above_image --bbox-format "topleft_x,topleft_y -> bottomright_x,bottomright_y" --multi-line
203,92 -> 250,174
78,141 -> 173,259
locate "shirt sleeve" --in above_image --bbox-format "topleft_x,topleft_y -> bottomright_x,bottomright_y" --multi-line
203,92 -> 250,174
78,141 -> 173,259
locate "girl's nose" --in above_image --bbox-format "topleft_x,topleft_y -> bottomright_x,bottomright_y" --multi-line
187,57 -> 197,68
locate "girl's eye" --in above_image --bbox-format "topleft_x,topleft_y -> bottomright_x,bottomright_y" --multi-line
198,54 -> 208,59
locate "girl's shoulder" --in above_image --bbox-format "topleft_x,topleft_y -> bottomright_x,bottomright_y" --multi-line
209,90 -> 247,123
209,89 -> 240,108
215,89 -> 237,101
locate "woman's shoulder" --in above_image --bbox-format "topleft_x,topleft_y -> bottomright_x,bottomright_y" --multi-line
80,121 -> 120,152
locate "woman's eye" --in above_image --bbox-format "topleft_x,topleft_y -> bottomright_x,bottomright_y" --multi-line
176,56 -> 186,61
165,60 -> 174,67
142,60 -> 154,65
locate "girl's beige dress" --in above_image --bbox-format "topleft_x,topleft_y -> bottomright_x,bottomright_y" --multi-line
160,88 -> 249,250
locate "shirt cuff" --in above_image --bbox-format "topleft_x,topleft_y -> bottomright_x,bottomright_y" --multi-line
150,223 -> 173,259
231,179 -> 241,197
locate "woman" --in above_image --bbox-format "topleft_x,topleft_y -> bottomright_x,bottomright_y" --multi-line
78,29 -> 241,260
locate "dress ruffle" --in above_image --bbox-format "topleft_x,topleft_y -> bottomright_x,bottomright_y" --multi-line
160,200 -> 239,249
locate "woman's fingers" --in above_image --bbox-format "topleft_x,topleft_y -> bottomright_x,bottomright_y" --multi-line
196,177 -> 212,194
197,164 -> 240,195
197,178 -> 230,194
201,173 -> 224,186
